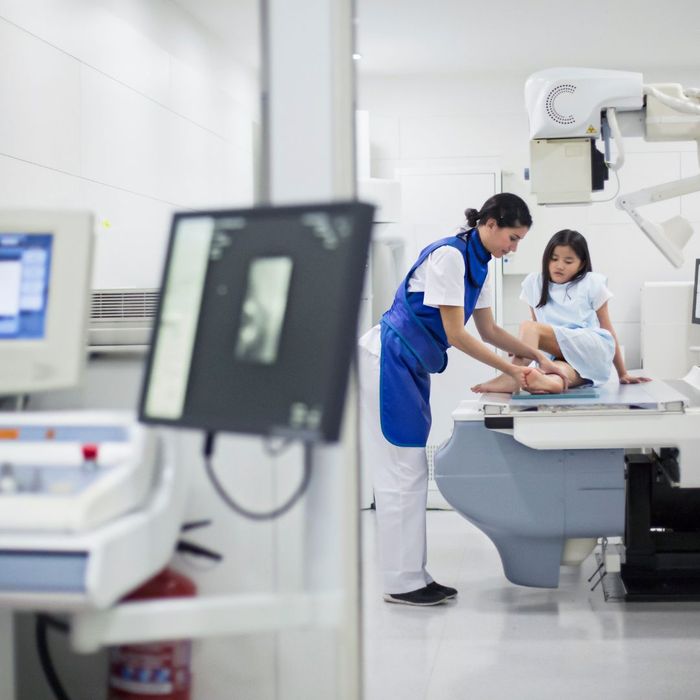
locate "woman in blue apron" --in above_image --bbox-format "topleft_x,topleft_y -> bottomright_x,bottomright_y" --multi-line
358,193 -> 568,606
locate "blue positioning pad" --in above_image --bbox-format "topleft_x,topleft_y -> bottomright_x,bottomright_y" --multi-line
512,387 -> 600,401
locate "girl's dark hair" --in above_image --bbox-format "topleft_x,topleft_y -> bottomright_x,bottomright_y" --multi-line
537,229 -> 592,308
464,193 -> 533,230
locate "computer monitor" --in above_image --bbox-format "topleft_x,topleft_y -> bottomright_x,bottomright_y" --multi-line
694,258 -> 700,325
140,201 -> 374,442
0,211 -> 94,395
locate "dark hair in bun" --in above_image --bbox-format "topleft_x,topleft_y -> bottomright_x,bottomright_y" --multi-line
464,193 -> 532,230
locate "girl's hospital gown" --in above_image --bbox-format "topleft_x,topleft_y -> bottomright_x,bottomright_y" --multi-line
520,271 -> 616,386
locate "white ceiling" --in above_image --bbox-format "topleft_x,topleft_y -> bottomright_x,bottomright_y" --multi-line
172,0 -> 700,77
355,0 -> 700,76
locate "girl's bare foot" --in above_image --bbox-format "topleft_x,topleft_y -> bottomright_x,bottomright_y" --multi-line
471,373 -> 518,394
522,368 -> 565,394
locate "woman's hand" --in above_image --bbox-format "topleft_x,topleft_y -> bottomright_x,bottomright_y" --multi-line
506,365 -> 535,391
619,373 -> 652,384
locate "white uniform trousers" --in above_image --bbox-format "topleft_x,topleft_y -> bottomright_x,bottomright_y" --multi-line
358,334 -> 433,594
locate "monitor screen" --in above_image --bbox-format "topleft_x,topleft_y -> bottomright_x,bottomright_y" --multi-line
0,233 -> 52,340
139,201 -> 374,442
693,258 -> 700,325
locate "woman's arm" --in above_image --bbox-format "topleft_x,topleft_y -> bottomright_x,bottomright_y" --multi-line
596,302 -> 651,384
472,307 -> 569,388
440,306 -> 532,388
473,307 -> 541,359
472,307 -> 558,365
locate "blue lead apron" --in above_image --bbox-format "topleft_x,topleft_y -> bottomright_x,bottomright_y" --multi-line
379,230 -> 491,447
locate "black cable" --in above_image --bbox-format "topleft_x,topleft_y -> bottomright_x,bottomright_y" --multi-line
587,561 -> 605,583
203,431 -> 313,521
181,519 -> 212,532
42,615 -> 69,633
176,539 -> 223,562
35,615 -> 73,700
590,571 -> 607,592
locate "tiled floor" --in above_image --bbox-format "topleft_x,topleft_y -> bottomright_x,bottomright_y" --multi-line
362,509 -> 700,700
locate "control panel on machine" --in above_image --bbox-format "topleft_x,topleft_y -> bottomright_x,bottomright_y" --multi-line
0,411 -> 180,610
0,412 -> 156,533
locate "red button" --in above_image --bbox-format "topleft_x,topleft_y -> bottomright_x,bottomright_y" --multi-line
82,444 -> 98,461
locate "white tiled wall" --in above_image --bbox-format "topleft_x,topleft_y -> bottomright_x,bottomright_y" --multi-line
0,0 -> 257,289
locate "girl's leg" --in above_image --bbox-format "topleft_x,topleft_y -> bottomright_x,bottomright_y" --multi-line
472,321 -> 566,394
515,320 -> 562,360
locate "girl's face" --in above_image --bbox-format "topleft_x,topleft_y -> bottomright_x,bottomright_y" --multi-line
480,219 -> 529,258
549,245 -> 583,284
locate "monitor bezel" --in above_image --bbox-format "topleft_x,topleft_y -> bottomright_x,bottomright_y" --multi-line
0,211 -> 94,396
138,201 -> 374,442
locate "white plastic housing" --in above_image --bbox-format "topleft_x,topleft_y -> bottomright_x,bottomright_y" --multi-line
0,210 -> 94,395
529,138 -> 593,204
526,67 -> 644,139
0,411 -> 187,611
0,411 -> 156,533
645,83 -> 700,142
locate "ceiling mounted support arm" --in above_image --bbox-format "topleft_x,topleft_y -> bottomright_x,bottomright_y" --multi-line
616,174 -> 700,268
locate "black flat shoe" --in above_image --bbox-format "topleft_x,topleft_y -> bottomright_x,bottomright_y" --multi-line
427,581 -> 458,599
383,585 -> 447,606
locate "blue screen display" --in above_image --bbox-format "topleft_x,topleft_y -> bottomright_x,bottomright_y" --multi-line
0,233 -> 52,340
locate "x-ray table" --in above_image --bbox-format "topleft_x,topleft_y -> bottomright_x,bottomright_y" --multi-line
434,370 -> 700,592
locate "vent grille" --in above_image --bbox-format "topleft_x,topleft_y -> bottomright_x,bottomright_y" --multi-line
426,443 -> 440,481
91,289 -> 159,321
545,84 -> 576,125
427,440 -> 450,481
426,441 -> 452,510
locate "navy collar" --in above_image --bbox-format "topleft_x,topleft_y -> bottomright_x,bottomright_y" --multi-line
463,228 -> 492,264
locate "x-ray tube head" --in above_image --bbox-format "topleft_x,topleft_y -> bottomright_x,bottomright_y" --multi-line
525,67 -> 644,140
525,68 -> 643,205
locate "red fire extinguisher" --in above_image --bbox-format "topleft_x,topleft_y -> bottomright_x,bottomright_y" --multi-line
108,568 -> 197,700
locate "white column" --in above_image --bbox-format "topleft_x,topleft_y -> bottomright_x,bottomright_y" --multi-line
263,1 -> 360,699
265,0 -> 356,203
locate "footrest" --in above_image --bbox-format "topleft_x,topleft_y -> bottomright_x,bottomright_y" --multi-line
512,387 -> 599,401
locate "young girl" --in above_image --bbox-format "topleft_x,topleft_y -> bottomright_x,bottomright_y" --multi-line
472,228 -> 651,394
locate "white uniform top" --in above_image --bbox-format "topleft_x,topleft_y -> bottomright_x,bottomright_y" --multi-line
520,271 -> 616,385
360,246 -> 492,355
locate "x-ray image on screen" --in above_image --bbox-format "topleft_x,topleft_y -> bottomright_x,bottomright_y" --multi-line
235,256 -> 293,364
